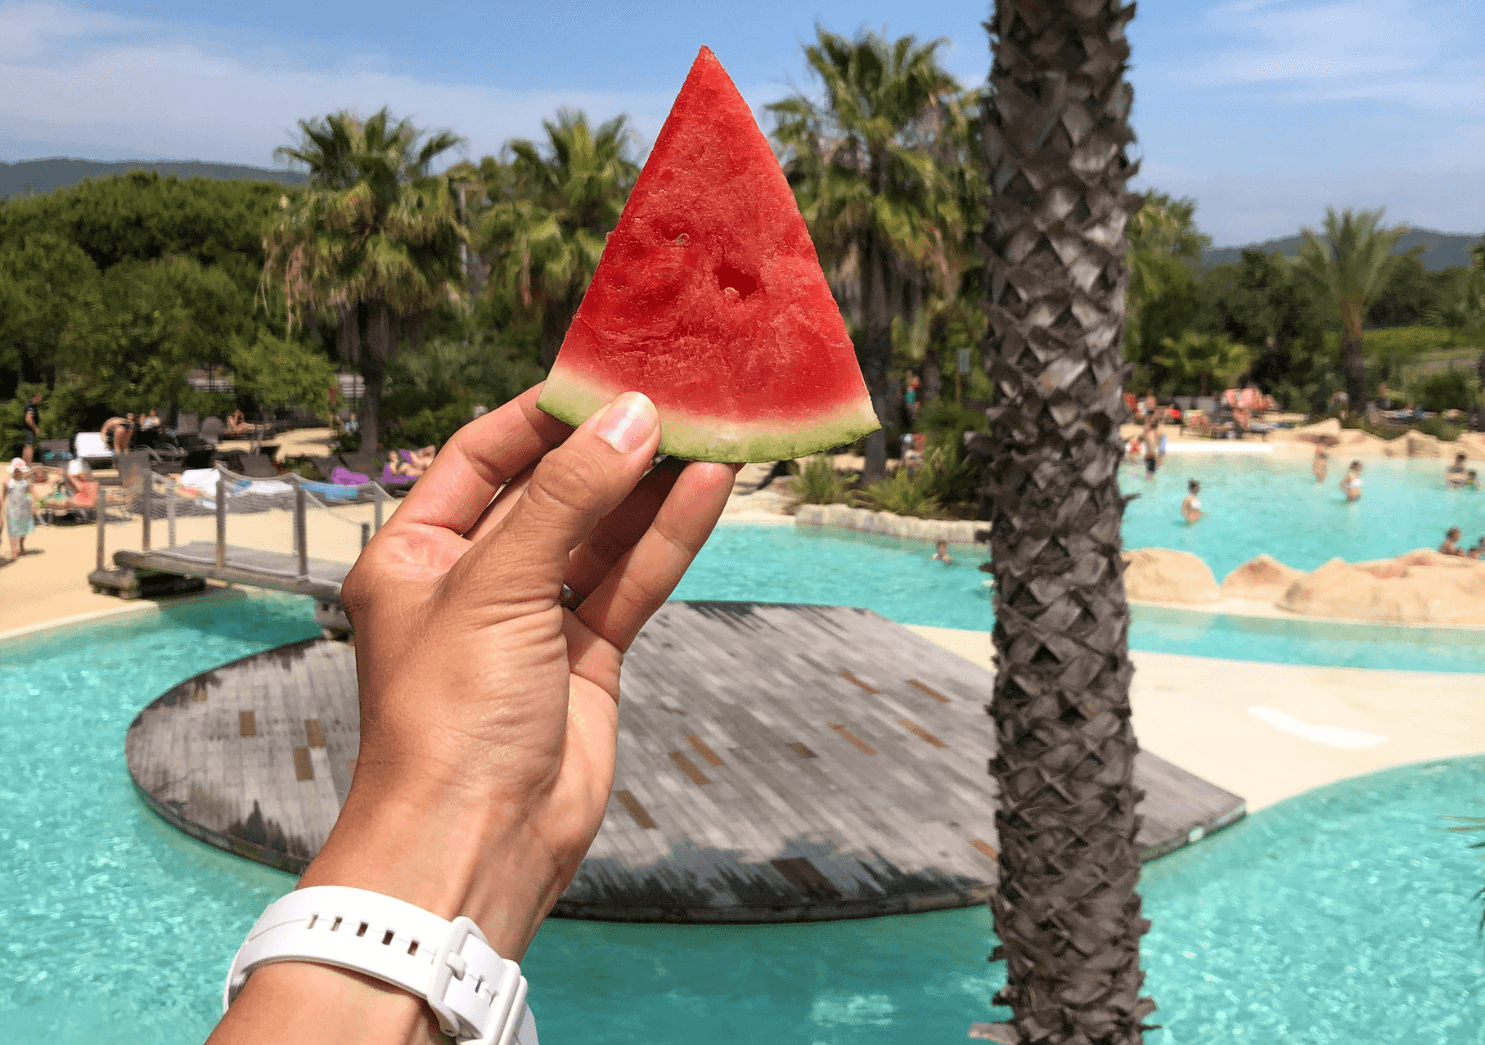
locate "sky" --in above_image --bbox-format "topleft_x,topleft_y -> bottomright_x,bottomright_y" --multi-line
1,0 -> 1481,246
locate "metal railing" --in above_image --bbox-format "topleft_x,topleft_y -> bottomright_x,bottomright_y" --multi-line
97,463 -> 392,581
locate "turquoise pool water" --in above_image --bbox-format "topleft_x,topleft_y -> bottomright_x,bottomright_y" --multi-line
678,525 -> 1485,673
2,595 -> 1482,1043
1118,454 -> 1485,579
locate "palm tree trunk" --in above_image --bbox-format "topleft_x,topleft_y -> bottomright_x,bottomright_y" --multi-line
359,301 -> 395,453
1341,335 -> 1366,412
859,236 -> 892,481
977,2 -> 1154,1043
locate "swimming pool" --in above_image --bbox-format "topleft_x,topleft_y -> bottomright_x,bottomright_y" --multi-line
2,596 -> 1481,1043
678,525 -> 1485,673
1118,454 -> 1485,579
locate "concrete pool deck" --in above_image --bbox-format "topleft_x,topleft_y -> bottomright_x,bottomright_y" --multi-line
2,467 -> 1480,818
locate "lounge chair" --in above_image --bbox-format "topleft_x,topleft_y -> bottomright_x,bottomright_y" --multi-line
238,453 -> 279,478
341,450 -> 417,490
74,432 -> 115,468
198,416 -> 224,445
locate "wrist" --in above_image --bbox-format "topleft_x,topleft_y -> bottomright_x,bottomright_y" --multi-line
300,766 -> 565,961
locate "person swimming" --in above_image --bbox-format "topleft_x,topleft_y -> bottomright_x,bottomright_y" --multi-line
1312,443 -> 1329,483
1340,460 -> 1363,503
1181,479 -> 1202,524
932,540 -> 953,565
1445,453 -> 1469,488
1440,527 -> 1465,556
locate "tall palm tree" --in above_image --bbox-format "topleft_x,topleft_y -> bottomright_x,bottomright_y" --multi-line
769,27 -> 967,481
263,107 -> 467,452
1297,207 -> 1407,411
476,110 -> 640,369
974,2 -> 1155,1042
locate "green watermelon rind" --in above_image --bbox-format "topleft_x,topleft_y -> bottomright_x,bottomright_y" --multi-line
537,370 -> 881,463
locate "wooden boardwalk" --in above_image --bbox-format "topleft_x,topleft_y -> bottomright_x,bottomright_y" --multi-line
125,602 -> 1246,923
114,541 -> 350,603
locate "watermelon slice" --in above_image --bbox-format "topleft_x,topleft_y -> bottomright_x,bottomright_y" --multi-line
537,46 -> 880,462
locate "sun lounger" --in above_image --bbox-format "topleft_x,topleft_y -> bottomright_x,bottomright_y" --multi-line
238,453 -> 279,478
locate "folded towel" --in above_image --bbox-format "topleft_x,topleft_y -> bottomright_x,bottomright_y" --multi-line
331,466 -> 371,486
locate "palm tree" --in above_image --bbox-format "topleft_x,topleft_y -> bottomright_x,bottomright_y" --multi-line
973,2 -> 1155,1042
476,110 -> 640,369
1297,207 -> 1407,411
1124,192 -> 1209,362
1153,331 -> 1251,397
769,27 -> 967,481
263,108 -> 467,452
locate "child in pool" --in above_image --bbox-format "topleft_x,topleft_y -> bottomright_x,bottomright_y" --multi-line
1181,479 -> 1202,524
1312,443 -> 1328,483
1340,461 -> 1363,502
932,540 -> 953,565
1440,527 -> 1465,556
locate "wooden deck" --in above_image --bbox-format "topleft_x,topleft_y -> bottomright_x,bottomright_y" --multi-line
113,541 -> 350,603
125,602 -> 1245,923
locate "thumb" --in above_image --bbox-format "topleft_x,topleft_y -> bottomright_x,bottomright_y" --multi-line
442,391 -> 661,611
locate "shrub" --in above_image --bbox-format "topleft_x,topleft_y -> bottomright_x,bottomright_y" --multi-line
917,438 -> 980,515
1411,370 -> 1481,414
787,455 -> 856,508
1413,417 -> 1463,441
857,465 -> 942,518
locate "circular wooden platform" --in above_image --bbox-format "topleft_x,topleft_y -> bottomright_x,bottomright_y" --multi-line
125,601 -> 1244,923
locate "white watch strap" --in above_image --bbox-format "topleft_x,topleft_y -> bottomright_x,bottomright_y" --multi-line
224,887 -> 538,1045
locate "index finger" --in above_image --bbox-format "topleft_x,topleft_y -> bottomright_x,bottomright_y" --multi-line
390,383 -> 572,535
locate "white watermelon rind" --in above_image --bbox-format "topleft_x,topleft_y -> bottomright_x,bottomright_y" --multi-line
537,368 -> 881,464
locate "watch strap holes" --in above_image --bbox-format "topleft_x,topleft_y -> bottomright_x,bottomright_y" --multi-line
330,916 -> 343,932
382,929 -> 395,946
407,940 -> 419,956
356,922 -> 368,937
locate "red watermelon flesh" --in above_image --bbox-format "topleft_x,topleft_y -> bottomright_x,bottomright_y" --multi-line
537,46 -> 879,462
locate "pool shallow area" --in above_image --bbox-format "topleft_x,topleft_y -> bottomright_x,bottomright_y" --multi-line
2,594 -> 1482,1043
1118,453 -> 1485,579
677,525 -> 1485,673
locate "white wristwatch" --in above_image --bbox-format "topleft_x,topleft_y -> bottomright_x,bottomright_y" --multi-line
224,887 -> 539,1045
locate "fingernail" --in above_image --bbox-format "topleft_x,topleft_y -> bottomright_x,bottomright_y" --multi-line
596,392 -> 657,454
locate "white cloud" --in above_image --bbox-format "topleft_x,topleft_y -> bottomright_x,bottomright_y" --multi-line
1182,0 -> 1443,89
1135,161 -> 1485,244
0,0 -> 785,167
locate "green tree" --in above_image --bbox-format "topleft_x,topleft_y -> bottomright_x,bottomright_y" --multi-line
975,2 -> 1154,1042
1124,191 -> 1209,365
264,107 -> 468,452
0,232 -> 99,391
474,110 -> 640,370
1297,207 -> 1408,409
1153,331 -> 1252,396
769,27 -> 966,480
1195,250 -> 1329,409
227,330 -> 337,423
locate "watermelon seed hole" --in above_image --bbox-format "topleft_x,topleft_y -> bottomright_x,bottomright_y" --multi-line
715,263 -> 758,300
673,233 -> 689,245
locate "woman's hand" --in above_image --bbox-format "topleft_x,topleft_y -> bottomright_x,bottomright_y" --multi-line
321,384 -> 734,948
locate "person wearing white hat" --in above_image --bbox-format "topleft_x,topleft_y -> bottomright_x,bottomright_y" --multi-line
4,457 -> 36,561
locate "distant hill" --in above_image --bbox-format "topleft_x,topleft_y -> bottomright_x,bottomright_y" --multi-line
0,158 -> 307,199
1204,228 -> 1483,272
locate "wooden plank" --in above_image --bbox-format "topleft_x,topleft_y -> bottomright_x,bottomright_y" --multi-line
239,710 -> 256,737
899,718 -> 949,749
839,669 -> 879,694
668,751 -> 709,786
788,742 -> 817,759
685,733 -> 725,767
613,789 -> 658,830
907,679 -> 951,703
304,719 -> 325,748
828,722 -> 876,755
